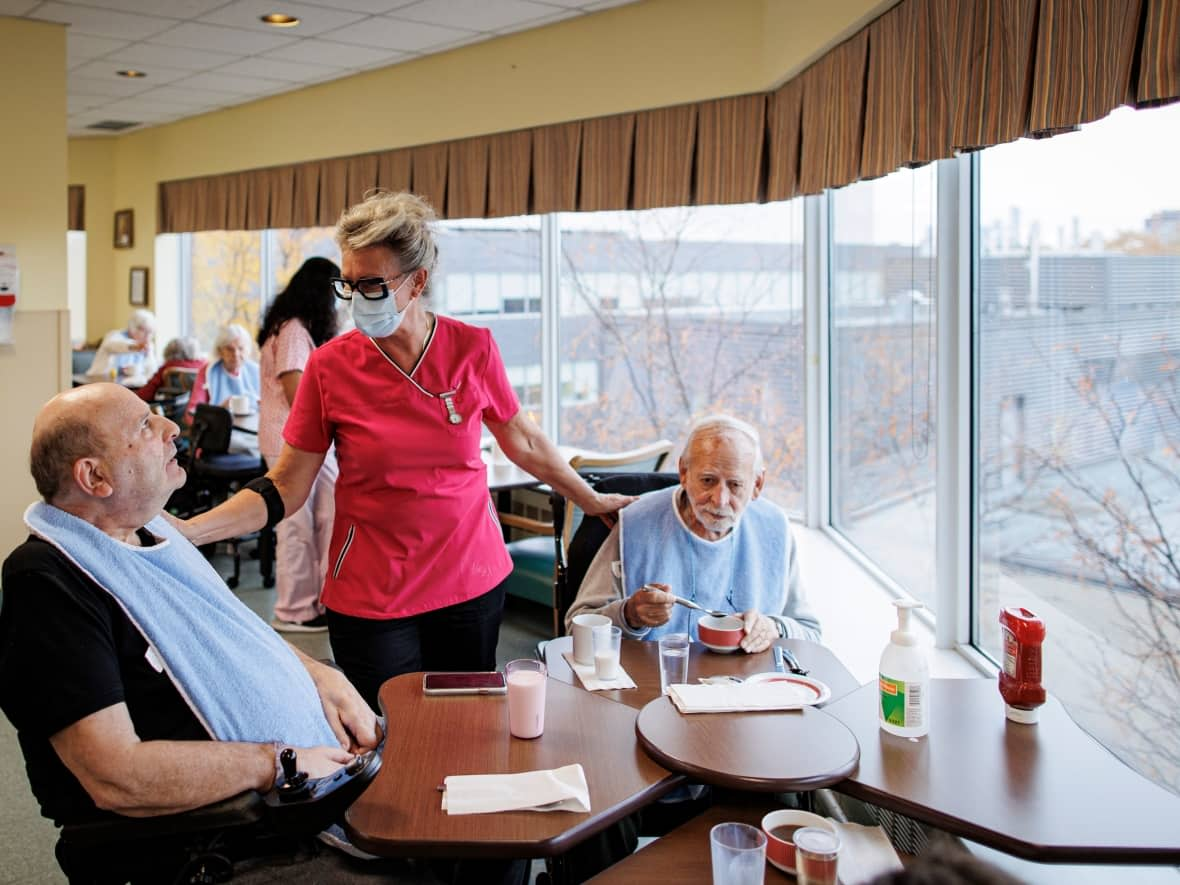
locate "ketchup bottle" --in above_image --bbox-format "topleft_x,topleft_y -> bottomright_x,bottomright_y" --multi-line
998,607 -> 1046,723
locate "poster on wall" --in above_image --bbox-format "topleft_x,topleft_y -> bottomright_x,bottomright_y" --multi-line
0,244 -> 17,345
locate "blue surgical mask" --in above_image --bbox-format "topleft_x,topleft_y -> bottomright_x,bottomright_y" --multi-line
351,274 -> 414,339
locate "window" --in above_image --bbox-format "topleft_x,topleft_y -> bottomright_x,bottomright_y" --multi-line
830,166 -> 939,608
435,218 -> 545,427
976,104 -> 1180,794
558,203 -> 806,512
188,231 -> 264,347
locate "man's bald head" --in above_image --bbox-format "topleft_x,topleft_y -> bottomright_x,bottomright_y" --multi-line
30,385 -> 119,503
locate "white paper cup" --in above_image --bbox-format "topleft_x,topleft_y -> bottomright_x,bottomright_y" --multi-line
571,613 -> 611,666
229,394 -> 251,415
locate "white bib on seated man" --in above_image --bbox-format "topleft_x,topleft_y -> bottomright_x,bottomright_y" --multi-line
565,414 -> 821,652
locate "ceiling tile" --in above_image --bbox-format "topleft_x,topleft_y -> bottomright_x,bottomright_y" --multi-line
63,0 -> 227,14
30,2 -> 178,39
494,9 -> 572,36
0,0 -> 40,13
295,0 -> 417,13
68,73 -> 155,97
261,37 -> 405,67
396,0 -> 561,33
70,58 -> 193,85
580,0 -> 639,10
107,42 -> 244,71
148,21 -> 299,53
137,84 -> 242,106
69,109 -> 146,130
68,93 -> 109,112
198,0 -> 369,36
320,15 -> 474,51
67,33 -> 133,66
210,56 -> 346,82
91,96 -> 202,117
171,70 -> 289,95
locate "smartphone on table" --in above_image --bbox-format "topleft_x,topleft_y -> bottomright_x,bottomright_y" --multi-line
422,671 -> 507,695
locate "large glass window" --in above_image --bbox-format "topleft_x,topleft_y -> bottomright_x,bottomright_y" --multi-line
188,231 -> 264,347
976,104 -> 1180,794
434,217 -> 544,428
557,203 -> 806,512
830,167 -> 939,607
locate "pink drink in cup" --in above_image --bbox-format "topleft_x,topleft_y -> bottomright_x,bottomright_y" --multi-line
506,659 -> 547,739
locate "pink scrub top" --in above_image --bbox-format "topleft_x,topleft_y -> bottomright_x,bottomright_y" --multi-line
283,318 -> 520,619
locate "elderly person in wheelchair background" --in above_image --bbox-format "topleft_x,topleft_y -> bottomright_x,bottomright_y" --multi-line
186,323 -> 261,422
0,383 -> 380,881
565,414 -> 821,650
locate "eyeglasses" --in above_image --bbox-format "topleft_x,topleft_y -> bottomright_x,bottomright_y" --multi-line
330,271 -> 413,301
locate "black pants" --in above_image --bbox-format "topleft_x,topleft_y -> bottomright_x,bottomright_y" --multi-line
327,581 -> 507,711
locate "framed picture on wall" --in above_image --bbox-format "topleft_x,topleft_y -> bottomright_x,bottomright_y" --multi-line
129,266 -> 149,306
114,209 -> 134,249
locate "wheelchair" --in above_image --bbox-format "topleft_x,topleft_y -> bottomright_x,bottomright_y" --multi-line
54,741 -> 383,885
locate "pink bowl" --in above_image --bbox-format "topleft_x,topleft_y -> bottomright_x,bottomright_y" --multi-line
697,614 -> 743,649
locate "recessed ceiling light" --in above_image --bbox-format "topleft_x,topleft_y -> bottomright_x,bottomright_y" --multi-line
117,69 -> 147,78
260,13 -> 300,27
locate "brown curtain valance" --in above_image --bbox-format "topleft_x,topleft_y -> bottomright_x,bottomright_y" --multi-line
67,185 -> 85,231
158,0 -> 1178,233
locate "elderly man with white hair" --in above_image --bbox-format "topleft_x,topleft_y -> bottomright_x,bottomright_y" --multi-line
85,308 -> 158,380
566,414 -> 820,651
186,323 -> 261,420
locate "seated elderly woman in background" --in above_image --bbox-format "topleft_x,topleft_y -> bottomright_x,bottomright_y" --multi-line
186,324 -> 260,421
136,335 -> 205,402
85,308 -> 158,380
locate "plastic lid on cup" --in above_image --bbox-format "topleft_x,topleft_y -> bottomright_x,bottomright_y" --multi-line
793,826 -> 840,859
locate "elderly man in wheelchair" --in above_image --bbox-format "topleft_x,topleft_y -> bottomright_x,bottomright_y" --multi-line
0,383 -> 383,884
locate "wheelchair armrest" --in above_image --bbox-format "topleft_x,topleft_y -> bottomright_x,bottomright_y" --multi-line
59,790 -> 266,848
261,738 -> 384,836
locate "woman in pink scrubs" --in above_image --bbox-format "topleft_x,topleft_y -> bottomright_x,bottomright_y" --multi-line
183,191 -> 632,708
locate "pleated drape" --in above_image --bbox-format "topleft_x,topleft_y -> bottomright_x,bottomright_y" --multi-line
632,104 -> 696,209
578,114 -> 634,212
532,121 -> 581,214
156,0 -> 1179,233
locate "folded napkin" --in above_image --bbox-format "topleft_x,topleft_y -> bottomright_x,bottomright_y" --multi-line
561,651 -> 637,691
442,764 -> 591,815
667,681 -> 820,714
832,822 -> 904,881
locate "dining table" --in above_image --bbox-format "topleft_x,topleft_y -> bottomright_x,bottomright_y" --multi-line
344,672 -> 683,860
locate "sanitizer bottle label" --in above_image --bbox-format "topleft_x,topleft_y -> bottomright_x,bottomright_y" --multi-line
880,675 -> 923,728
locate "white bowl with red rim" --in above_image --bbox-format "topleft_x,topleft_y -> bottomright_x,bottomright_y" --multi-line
697,614 -> 744,653
760,809 -> 837,874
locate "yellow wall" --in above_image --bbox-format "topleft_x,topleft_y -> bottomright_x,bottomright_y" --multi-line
69,0 -> 887,342
0,17 -> 69,551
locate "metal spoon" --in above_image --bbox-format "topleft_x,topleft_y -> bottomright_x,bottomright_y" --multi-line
669,594 -> 728,619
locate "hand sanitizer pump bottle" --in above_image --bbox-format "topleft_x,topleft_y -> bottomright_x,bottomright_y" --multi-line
878,599 -> 929,738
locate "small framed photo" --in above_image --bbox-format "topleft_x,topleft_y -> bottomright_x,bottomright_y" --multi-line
114,209 -> 134,249
129,266 -> 149,306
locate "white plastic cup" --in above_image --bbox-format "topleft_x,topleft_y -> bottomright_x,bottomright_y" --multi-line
229,393 -> 251,415
571,613 -> 611,666
658,633 -> 690,695
709,821 -> 766,885
593,625 -> 622,680
505,659 -> 546,739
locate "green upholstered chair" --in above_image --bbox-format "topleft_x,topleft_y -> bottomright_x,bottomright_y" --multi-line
499,440 -> 674,636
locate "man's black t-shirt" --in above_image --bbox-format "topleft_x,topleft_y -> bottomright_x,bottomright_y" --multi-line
0,533 -> 208,825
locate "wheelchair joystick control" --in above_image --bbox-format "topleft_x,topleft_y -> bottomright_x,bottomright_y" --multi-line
277,748 -> 310,802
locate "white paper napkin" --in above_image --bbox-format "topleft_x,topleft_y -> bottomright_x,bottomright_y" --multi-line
441,763 -> 591,815
561,651 -> 637,691
667,681 -> 821,713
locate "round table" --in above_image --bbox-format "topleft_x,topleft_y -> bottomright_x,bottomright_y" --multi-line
635,695 -> 860,792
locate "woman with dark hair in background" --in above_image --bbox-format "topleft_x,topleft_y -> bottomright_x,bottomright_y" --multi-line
257,257 -> 342,632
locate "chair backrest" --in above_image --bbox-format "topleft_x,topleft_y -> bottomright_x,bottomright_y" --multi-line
551,471 -> 680,631
161,366 -> 199,394
190,404 -> 234,457
568,439 -> 674,474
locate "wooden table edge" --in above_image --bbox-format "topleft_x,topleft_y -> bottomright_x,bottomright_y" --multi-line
832,780 -> 1180,865
344,773 -> 687,859
634,713 -> 860,793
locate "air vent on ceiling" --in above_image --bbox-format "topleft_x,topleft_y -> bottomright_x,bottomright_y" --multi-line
85,120 -> 140,131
